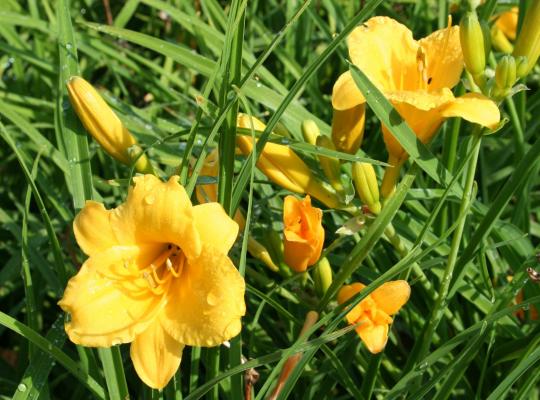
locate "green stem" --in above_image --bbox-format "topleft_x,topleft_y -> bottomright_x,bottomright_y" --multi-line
360,353 -> 382,399
411,133 -> 482,367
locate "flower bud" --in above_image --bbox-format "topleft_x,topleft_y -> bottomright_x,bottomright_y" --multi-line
247,238 -> 279,272
352,162 -> 381,214
67,76 -> 152,172
515,56 -> 529,78
126,145 -> 155,174
301,119 -> 319,145
283,195 -> 324,272
512,1 -> 540,76
460,12 -> 486,81
237,114 -> 341,208
491,25 -> 514,54
316,135 -> 344,193
495,55 -> 517,91
313,257 -> 333,298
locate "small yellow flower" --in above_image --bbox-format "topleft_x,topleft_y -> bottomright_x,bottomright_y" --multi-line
237,114 -> 341,208
67,76 -> 153,173
495,7 -> 518,41
332,17 -> 500,194
58,175 -> 245,389
283,195 -> 325,272
338,280 -> 410,354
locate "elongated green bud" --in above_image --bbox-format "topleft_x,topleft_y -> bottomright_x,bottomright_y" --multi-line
316,135 -> 343,193
460,12 -> 486,84
512,1 -> 540,76
515,56 -> 529,78
495,55 -> 516,91
352,162 -> 381,214
313,257 -> 333,298
302,119 -> 320,146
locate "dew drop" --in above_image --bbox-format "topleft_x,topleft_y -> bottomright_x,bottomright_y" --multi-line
144,194 -> 155,205
206,291 -> 219,306
80,8 -> 86,15
17,384 -> 27,392
65,43 -> 72,50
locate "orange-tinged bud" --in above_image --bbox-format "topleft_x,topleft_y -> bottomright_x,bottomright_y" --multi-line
283,195 -> 325,272
237,114 -> 341,208
512,1 -> 540,76
331,104 -> 365,154
67,76 -> 153,173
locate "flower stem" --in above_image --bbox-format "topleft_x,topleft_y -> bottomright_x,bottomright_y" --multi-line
409,132 -> 482,369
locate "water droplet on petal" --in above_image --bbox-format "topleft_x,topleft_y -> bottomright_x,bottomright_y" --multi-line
144,194 -> 155,205
206,291 -> 219,306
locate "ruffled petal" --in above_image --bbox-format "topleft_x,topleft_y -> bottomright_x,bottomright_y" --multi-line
357,324 -> 389,354
337,283 -> 366,325
441,93 -> 501,130
331,71 -> 365,110
130,318 -> 184,389
283,238 -> 313,272
161,244 -> 245,347
58,247 -> 165,347
419,25 -> 463,91
73,201 -> 118,256
111,175 -> 201,259
348,17 -> 419,92
193,203 -> 238,255
331,105 -> 366,154
371,280 -> 411,316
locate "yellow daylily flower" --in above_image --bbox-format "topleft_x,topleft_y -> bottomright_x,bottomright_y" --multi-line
236,114 -> 341,208
495,7 -> 518,41
58,175 -> 245,389
338,280 -> 410,354
331,17 -> 500,196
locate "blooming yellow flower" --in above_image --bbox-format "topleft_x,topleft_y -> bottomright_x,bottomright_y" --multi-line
58,175 -> 245,389
331,17 -> 500,195
283,195 -> 324,272
338,280 -> 410,354
237,114 -> 341,208
495,7 -> 518,41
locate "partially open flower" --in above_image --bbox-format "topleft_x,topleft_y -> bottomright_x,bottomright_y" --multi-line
283,195 -> 324,272
338,280 -> 410,353
59,175 -> 245,389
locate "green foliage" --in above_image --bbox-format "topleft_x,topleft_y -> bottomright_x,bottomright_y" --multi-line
0,0 -> 539,399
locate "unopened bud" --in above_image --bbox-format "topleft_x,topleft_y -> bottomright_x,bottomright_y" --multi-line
513,1 -> 540,76
127,145 -> 154,174
301,119 -> 320,146
515,56 -> 529,78
491,25 -> 514,54
352,162 -> 381,214
316,135 -> 343,193
460,12 -> 486,82
247,238 -> 279,272
313,257 -> 333,298
67,76 -> 152,172
495,55 -> 517,91
274,121 -> 291,138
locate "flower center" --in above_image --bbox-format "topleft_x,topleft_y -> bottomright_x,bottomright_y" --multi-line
141,244 -> 185,295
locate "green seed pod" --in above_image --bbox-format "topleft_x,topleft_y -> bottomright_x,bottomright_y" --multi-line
495,55 -> 517,91
460,12 -> 486,77
313,257 -> 333,298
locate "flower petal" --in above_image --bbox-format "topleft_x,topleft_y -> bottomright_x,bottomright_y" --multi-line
283,239 -> 314,272
73,201 -> 118,256
130,318 -> 184,389
58,247 -> 164,347
495,7 -> 518,41
348,17 -> 419,92
357,323 -> 389,354
331,105 -> 366,154
441,93 -> 501,130
331,71 -> 364,110
161,244 -> 245,347
419,25 -> 463,91
193,203 -> 238,255
111,175 -> 201,259
337,283 -> 366,324
371,280 -> 411,316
